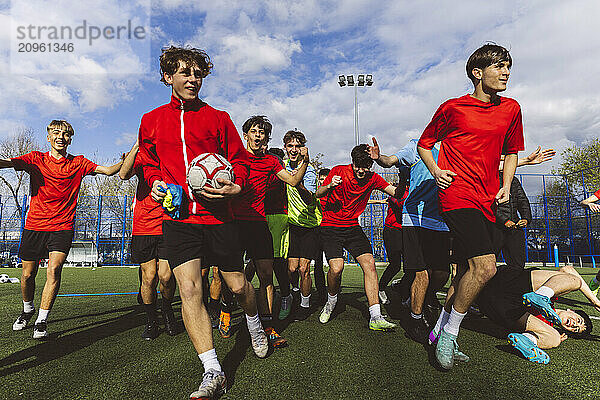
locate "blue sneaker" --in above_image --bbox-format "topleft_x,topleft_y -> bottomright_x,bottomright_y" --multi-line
522,292 -> 562,326
508,333 -> 549,364
435,329 -> 456,370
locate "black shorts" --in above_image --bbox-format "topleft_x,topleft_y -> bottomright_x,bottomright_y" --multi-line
383,226 -> 403,266
162,220 -> 243,272
18,229 -> 74,261
130,235 -> 167,264
477,265 -> 537,330
320,226 -> 373,260
442,208 -> 503,261
288,224 -> 319,260
402,226 -> 450,272
236,220 -> 274,260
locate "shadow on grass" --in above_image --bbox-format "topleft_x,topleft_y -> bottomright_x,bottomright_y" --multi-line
0,304 -> 148,378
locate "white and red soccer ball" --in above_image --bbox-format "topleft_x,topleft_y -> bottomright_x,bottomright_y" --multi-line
187,153 -> 235,193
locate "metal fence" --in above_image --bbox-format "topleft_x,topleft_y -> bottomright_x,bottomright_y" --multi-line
0,167 -> 598,266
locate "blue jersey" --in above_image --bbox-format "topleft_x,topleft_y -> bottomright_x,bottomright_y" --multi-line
285,160 -> 317,192
393,139 -> 448,231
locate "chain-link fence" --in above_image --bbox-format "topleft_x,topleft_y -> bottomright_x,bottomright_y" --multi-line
0,167 -> 598,266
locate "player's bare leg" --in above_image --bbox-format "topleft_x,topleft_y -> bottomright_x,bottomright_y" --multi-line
256,258 -> 287,347
157,259 -> 179,335
13,260 -> 38,331
319,258 -> 343,323
356,253 -> 396,331
221,270 -> 268,358
32,251 -> 68,338
294,257 -> 312,320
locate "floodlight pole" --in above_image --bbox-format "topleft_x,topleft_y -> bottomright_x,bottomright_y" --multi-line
354,84 -> 359,146
338,74 -> 372,146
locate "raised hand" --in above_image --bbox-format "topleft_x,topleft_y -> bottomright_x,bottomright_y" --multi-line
525,146 -> 556,165
366,137 -> 380,160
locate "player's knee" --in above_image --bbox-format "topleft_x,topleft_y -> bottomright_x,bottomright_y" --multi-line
539,330 -> 561,349
178,280 -> 201,300
229,280 -> 246,296
22,270 -> 35,281
475,263 -> 496,283
46,264 -> 63,280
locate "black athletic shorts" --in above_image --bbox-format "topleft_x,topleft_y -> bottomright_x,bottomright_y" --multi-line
383,226 -> 403,266
162,220 -> 243,271
288,223 -> 319,260
320,226 -> 373,260
130,234 -> 167,264
476,265 -> 538,330
236,220 -> 274,260
18,229 -> 74,261
402,226 -> 450,272
442,208 -> 503,261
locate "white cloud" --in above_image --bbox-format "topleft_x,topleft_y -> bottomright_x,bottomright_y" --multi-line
115,132 -> 137,146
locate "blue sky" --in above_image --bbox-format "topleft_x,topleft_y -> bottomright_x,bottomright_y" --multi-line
1,0 -> 599,172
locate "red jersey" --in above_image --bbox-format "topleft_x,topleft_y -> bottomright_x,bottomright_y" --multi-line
232,151 -> 284,221
138,96 -> 250,225
265,170 -> 287,215
321,164 -> 389,227
12,151 -> 97,231
418,95 -> 524,222
385,186 -> 409,228
594,189 -> 600,199
132,160 -> 163,236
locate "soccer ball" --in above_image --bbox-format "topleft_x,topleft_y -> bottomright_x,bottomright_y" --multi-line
187,153 -> 235,193
0,274 -> 9,283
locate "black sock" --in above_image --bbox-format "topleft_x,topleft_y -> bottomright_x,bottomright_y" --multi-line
161,298 -> 172,312
144,303 -> 157,324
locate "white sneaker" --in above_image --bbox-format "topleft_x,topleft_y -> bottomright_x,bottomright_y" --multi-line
32,321 -> 48,339
189,369 -> 226,399
250,329 -> 269,358
378,290 -> 390,305
319,301 -> 335,324
13,311 -> 35,331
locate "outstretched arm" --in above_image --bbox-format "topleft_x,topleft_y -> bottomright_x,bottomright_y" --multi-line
95,158 -> 124,176
500,146 -> 556,170
316,175 -> 342,198
366,137 -> 399,168
276,147 -> 309,186
558,264 -> 600,311
581,194 -> 600,212
0,159 -> 14,169
119,141 -> 139,180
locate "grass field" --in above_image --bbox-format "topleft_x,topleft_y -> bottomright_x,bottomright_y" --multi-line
1,265 -> 600,400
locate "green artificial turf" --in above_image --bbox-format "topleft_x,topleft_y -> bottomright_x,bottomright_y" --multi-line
0,265 -> 599,399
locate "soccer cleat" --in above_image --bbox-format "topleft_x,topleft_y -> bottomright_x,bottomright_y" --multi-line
293,305 -> 310,322
163,307 -> 179,336
369,316 -> 396,332
589,277 -> 599,292
378,290 -> 390,305
435,329 -> 457,370
189,369 -> 226,400
406,317 -> 429,343
453,341 -> 470,363
218,311 -> 232,339
508,333 -> 549,364
319,302 -> 335,324
250,329 -> 269,358
207,304 -> 220,330
522,292 -> 562,326
265,327 -> 288,348
278,294 -> 292,320
13,311 -> 35,331
141,323 -> 160,340
32,321 -> 48,339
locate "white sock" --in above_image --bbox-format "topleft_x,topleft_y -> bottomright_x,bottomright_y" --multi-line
522,332 -> 538,346
23,300 -> 34,313
300,294 -> 310,308
327,293 -> 338,308
245,313 -> 262,333
443,306 -> 466,336
369,304 -> 382,319
198,349 -> 222,373
535,286 -> 554,299
434,309 -> 451,334
35,309 -> 50,324
411,312 -> 422,319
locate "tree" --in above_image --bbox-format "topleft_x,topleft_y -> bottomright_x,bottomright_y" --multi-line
0,127 -> 44,218
552,137 -> 600,198
309,152 -> 324,172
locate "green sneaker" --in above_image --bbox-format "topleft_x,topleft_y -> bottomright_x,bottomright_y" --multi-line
453,340 -> 469,362
589,278 -> 599,296
319,301 -> 335,324
435,329 -> 456,370
369,316 -> 396,331
278,294 -> 292,320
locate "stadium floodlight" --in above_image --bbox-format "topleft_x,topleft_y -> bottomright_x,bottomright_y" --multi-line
337,73 -> 373,145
